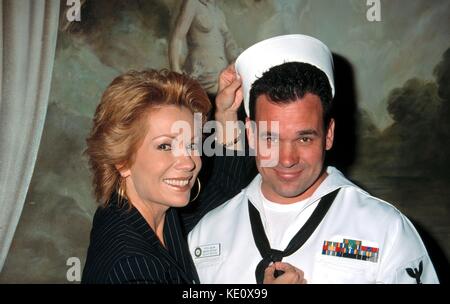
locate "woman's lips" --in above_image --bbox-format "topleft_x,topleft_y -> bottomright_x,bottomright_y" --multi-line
163,177 -> 192,192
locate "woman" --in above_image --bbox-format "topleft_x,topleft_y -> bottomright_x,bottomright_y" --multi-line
82,69 -> 215,284
169,0 -> 241,95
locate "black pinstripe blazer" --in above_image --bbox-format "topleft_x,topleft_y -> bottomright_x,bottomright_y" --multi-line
81,149 -> 256,284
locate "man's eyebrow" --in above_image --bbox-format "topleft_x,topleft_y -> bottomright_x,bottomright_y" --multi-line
297,129 -> 319,136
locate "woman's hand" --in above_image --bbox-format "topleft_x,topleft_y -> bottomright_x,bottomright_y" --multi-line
214,64 -> 243,149
215,64 -> 243,123
263,262 -> 307,284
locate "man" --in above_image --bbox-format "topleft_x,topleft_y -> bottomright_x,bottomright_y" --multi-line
188,34 -> 439,283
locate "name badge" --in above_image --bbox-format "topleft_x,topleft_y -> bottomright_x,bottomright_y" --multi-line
194,244 -> 221,258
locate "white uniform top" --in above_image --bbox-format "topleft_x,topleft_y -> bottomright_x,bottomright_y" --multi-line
188,167 -> 439,284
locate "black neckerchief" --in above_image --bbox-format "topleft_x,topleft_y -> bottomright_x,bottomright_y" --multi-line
248,188 -> 341,284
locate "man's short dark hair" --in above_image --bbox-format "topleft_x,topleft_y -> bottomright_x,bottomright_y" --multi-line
249,62 -> 333,127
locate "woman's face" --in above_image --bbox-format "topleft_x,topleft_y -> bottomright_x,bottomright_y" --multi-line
121,105 -> 202,209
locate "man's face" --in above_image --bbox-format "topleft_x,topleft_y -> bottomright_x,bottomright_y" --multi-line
247,93 -> 334,204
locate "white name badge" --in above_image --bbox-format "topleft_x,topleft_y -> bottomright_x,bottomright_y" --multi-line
193,244 -> 221,258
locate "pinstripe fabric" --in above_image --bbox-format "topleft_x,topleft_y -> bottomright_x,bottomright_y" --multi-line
82,197 -> 198,284
180,148 -> 256,233
82,147 -> 256,284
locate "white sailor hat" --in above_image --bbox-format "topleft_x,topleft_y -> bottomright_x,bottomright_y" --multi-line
235,34 -> 335,116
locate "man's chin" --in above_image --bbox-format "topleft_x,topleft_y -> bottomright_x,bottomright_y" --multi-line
275,186 -> 307,199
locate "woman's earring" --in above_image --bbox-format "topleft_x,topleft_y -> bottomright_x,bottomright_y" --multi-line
118,177 -> 126,199
190,177 -> 201,202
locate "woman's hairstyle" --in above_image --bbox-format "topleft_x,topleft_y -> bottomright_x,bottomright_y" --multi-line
85,69 -> 211,206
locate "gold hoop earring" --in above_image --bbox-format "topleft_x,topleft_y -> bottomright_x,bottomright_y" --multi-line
190,177 -> 201,202
117,177 -> 126,200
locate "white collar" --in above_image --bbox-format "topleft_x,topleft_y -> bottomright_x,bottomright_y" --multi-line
244,166 -> 361,214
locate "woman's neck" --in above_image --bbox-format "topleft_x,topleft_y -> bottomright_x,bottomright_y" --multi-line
125,185 -> 169,247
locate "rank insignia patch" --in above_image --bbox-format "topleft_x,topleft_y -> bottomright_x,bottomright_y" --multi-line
406,261 -> 423,284
322,238 -> 379,263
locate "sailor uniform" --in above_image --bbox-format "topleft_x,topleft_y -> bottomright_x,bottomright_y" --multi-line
188,166 -> 439,284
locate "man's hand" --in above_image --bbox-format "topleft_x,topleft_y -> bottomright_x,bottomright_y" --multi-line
263,262 -> 307,284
